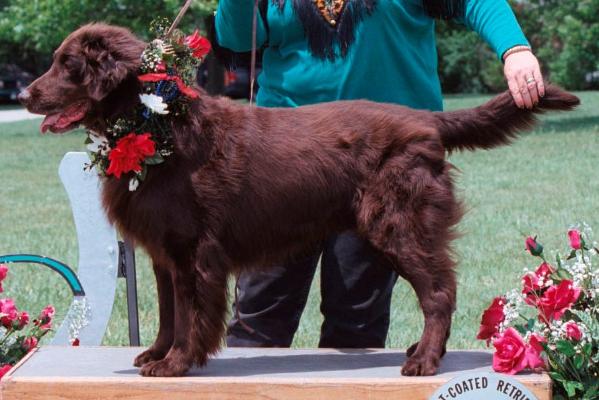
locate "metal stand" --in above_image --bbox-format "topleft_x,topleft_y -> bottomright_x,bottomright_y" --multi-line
118,240 -> 140,346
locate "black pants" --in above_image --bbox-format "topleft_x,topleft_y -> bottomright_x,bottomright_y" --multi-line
226,231 -> 398,348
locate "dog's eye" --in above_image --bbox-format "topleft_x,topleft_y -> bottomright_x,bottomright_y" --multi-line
62,56 -> 84,82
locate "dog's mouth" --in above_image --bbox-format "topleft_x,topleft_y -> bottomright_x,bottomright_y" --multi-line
40,101 -> 89,134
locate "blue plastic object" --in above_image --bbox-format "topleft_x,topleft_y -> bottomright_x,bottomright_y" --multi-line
0,254 -> 85,296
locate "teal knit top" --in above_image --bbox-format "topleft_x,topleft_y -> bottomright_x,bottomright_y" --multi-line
215,0 -> 529,111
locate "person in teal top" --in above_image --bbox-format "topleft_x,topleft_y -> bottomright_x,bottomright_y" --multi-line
216,0 -> 545,349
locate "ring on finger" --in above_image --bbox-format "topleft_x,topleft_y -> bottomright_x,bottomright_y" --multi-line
526,76 -> 535,84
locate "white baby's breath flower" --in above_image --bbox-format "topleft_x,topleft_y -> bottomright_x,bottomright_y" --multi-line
86,133 -> 110,155
129,177 -> 140,192
140,93 -> 169,115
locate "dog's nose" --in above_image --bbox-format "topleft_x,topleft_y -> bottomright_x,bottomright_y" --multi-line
17,89 -> 31,105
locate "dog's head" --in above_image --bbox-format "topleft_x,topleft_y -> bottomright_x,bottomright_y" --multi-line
19,23 -> 146,133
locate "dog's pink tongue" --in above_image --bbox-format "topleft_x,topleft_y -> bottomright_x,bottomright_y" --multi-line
41,102 -> 88,134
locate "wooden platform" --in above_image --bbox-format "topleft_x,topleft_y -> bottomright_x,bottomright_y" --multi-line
1,347 -> 552,400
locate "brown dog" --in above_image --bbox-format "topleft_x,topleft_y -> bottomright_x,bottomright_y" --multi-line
19,24 -> 579,377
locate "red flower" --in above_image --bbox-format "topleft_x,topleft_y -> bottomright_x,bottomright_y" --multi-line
477,296 -> 505,342
106,133 -> 156,179
138,73 -> 199,99
22,336 -> 38,352
15,311 -> 29,330
0,298 -> 18,329
522,262 -> 554,305
35,305 -> 55,330
492,327 -> 528,375
0,264 -> 7,293
565,322 -> 583,341
568,229 -> 582,250
525,236 -> 544,257
72,338 -> 80,346
525,333 -> 546,370
185,30 -> 211,59
537,280 -> 581,322
0,364 -> 12,380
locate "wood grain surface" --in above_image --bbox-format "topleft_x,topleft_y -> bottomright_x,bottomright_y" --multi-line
0,347 -> 552,400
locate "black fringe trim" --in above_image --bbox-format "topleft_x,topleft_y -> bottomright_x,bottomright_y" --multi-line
290,0 -> 377,61
270,0 -> 463,60
422,0 -> 464,20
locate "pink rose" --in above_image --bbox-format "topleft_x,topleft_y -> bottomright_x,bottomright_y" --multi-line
525,236 -> 544,256
35,305 -> 55,330
522,262 -> 554,305
525,333 -> 546,370
0,364 -> 12,380
537,280 -> 581,322
0,264 -> 8,293
492,328 -> 528,375
565,322 -> 583,341
15,311 -> 29,330
0,298 -> 18,329
22,336 -> 38,352
568,229 -> 582,250
477,297 -> 506,342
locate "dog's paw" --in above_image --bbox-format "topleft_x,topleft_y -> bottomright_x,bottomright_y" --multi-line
406,342 -> 447,359
134,349 -> 165,367
401,355 -> 439,376
406,342 -> 419,357
139,356 -> 191,377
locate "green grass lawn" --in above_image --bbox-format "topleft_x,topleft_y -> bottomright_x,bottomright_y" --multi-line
1,92 -> 598,350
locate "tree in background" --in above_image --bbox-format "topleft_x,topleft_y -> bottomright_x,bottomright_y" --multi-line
0,0 -> 216,74
0,0 -> 597,92
437,0 -> 599,92
524,0 -> 599,90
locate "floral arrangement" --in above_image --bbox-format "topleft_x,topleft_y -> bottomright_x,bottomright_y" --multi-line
478,226 -> 599,399
0,264 -> 55,380
86,18 -> 211,191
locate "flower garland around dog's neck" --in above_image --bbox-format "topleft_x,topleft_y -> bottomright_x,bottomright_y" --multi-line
85,18 -> 211,191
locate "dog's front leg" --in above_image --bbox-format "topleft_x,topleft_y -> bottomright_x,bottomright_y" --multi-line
134,263 -> 174,367
140,241 -> 229,377
139,264 -> 197,377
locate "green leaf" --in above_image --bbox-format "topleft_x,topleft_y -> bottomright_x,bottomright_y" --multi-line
556,340 -> 576,357
139,166 -> 148,181
556,253 -> 563,268
515,324 -> 528,335
583,342 -> 593,357
549,371 -> 566,383
564,381 -> 582,397
567,249 -> 577,260
574,354 -> 585,370
585,384 -> 599,399
556,268 -> 574,281
144,153 -> 165,165
527,318 -> 536,331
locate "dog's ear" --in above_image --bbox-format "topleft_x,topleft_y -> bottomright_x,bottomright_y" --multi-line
79,36 -> 137,102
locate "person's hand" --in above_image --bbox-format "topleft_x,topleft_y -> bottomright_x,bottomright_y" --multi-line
503,49 -> 545,109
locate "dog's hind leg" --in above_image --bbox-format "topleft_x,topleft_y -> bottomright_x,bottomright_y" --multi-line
357,144 -> 461,376
134,262 -> 174,367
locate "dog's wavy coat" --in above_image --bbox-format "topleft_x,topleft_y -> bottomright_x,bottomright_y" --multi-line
20,24 -> 579,377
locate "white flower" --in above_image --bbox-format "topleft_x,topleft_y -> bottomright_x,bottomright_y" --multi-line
87,133 -> 110,155
140,93 -> 169,115
129,177 -> 140,192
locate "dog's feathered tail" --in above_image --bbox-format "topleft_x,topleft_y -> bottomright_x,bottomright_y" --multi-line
435,84 -> 580,152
